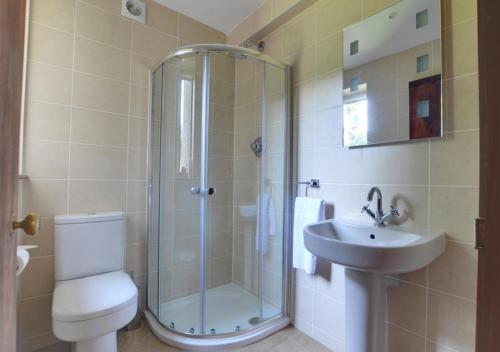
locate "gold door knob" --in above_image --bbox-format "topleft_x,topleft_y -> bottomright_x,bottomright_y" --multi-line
12,213 -> 40,236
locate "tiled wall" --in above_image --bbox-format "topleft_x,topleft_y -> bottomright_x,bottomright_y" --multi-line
18,0 -> 224,350
253,0 -> 479,351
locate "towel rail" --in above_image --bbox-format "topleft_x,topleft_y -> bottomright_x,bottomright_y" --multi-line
298,179 -> 320,197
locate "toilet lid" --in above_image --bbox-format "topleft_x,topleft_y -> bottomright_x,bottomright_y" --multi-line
52,271 -> 138,322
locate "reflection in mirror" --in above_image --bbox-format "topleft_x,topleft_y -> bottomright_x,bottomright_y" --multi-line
342,0 -> 442,147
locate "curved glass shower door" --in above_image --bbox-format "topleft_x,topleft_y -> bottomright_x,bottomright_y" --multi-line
148,46 -> 289,338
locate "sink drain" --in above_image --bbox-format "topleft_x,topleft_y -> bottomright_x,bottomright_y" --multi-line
248,317 -> 260,325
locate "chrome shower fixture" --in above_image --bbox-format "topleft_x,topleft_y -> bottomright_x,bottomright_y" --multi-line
122,0 -> 146,23
250,137 -> 263,157
242,39 -> 266,52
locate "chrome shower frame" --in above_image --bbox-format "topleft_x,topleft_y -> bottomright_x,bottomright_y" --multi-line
145,44 -> 293,351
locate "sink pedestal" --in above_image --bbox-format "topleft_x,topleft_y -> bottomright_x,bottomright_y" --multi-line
345,269 -> 387,352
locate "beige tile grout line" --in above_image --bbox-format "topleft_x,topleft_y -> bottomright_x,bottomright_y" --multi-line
65,0 -> 79,215
125,23 -> 135,219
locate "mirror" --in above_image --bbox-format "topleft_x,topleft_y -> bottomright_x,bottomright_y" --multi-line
342,0 -> 442,147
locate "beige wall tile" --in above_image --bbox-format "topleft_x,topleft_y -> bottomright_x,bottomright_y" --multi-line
22,180 -> 67,217
28,23 -> 74,68
127,149 -> 147,181
132,24 -> 177,60
75,37 -> 131,81
429,241 -> 477,300
18,295 -> 53,339
129,117 -> 148,148
427,290 -> 476,351
27,62 -> 72,105
76,2 -> 132,50
70,144 -> 128,180
178,14 -> 225,44
24,101 -> 70,142
316,0 -> 362,41
430,130 -> 479,187
282,9 -> 316,56
443,18 -> 478,79
23,140 -> 69,179
125,243 -> 146,275
429,186 -> 479,243
313,292 -> 345,341
131,54 -> 156,87
21,256 -> 54,299
72,72 -> 130,114
143,0 -> 178,36
127,181 -> 147,212
362,141 -> 429,185
31,0 -> 76,33
126,213 -> 147,245
68,180 -> 126,213
387,279 -> 426,336
362,0 -> 398,17
71,108 -> 129,147
442,0 -> 478,28
80,0 -> 122,15
444,73 -> 479,132
387,324 -> 425,352
316,33 -> 342,76
130,85 -> 149,118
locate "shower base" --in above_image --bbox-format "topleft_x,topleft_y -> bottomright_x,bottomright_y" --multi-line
159,283 -> 280,334
145,283 -> 288,351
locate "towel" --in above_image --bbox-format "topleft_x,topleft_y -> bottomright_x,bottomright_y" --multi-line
256,193 -> 276,254
293,197 -> 325,274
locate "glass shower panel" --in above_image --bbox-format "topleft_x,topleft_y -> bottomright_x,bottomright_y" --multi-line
148,64 -> 164,320
260,62 -> 287,320
157,56 -> 204,334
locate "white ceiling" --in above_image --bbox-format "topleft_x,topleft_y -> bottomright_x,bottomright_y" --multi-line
154,0 -> 265,34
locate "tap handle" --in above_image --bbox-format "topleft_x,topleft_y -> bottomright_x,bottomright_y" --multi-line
390,205 -> 400,216
361,204 -> 370,213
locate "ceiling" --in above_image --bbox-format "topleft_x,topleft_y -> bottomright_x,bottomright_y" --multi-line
154,0 -> 265,34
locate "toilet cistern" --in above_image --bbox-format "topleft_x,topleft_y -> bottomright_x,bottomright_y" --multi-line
362,186 -> 400,227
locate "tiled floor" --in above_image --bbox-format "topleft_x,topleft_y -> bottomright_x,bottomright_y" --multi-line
118,320 -> 332,352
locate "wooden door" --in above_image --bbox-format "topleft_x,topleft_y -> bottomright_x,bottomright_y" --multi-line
0,0 -> 27,351
476,0 -> 500,350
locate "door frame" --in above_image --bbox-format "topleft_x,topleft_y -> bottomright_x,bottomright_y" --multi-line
0,0 -> 27,351
476,0 -> 500,350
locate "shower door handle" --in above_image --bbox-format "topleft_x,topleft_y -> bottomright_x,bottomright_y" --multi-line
207,187 -> 216,195
190,186 -> 200,195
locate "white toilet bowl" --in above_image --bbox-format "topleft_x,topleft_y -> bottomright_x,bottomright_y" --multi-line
52,212 -> 137,352
52,271 -> 137,352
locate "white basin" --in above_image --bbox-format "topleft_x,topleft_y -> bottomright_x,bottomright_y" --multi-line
238,204 -> 257,219
303,220 -> 446,352
304,220 -> 445,274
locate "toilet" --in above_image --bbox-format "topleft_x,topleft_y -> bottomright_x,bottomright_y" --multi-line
52,212 -> 138,352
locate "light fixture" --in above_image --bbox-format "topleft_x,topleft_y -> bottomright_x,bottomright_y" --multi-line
121,0 -> 146,24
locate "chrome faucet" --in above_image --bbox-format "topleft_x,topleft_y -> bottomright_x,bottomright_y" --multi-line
362,187 -> 400,227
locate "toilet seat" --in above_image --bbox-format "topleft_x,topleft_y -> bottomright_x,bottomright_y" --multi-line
52,271 -> 138,342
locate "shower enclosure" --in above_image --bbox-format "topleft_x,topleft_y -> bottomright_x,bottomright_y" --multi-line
145,45 -> 291,350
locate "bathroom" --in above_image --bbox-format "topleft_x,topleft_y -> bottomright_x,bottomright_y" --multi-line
1,0 -> 493,351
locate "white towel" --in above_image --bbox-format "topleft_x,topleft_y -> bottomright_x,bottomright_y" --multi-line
256,193 -> 276,254
293,197 -> 325,274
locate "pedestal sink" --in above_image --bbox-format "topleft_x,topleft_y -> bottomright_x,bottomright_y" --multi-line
303,220 -> 445,352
